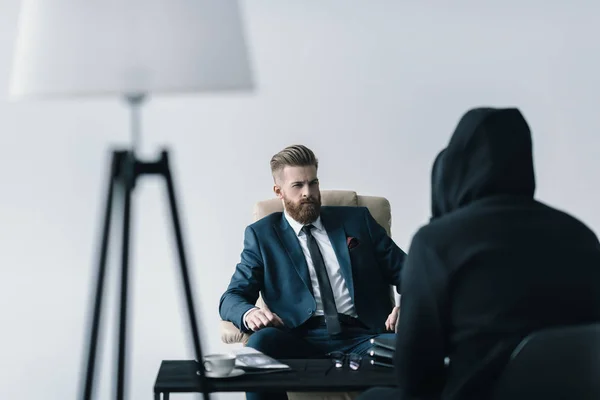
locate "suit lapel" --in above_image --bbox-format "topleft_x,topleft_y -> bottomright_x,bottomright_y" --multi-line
273,215 -> 313,294
321,209 -> 355,303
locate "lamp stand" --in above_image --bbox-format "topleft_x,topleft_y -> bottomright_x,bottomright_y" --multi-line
80,95 -> 209,400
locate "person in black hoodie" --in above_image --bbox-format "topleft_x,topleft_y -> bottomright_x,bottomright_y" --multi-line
359,107 -> 600,400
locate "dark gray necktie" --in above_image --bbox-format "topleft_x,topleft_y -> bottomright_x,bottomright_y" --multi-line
302,224 -> 342,335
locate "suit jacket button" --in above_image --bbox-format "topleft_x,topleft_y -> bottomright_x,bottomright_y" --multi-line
307,309 -> 312,314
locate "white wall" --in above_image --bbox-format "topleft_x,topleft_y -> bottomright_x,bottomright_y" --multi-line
1,1 -> 600,399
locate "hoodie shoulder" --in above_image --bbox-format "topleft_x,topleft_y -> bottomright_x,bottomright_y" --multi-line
537,201 -> 600,246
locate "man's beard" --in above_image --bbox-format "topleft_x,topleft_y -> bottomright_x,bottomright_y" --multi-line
285,196 -> 321,225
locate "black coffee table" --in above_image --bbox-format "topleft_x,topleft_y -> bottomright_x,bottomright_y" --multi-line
154,358 -> 396,399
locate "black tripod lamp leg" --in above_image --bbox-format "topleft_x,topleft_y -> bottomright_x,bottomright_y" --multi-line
161,151 -> 210,400
115,153 -> 135,400
81,152 -> 119,400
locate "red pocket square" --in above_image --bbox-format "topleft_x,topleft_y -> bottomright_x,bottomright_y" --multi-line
347,236 -> 359,250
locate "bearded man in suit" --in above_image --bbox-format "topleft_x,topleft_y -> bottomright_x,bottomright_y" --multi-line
220,144 -> 407,400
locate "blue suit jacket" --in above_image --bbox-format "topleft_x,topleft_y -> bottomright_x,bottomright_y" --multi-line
219,206 -> 406,333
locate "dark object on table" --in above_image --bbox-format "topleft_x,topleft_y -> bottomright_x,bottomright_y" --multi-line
368,336 -> 395,368
369,336 -> 395,352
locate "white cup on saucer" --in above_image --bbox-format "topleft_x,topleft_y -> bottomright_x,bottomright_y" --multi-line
202,354 -> 236,377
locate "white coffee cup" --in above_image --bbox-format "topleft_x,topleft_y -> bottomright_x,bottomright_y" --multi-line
202,354 -> 236,376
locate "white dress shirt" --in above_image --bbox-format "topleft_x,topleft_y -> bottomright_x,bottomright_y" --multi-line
284,212 -> 357,317
243,212 -> 357,329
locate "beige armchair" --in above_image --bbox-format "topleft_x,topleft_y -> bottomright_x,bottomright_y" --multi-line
220,190 -> 395,400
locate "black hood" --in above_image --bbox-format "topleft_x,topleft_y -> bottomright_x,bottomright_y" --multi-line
432,107 -> 536,217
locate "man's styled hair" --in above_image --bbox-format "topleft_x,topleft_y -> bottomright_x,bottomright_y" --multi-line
270,144 -> 319,182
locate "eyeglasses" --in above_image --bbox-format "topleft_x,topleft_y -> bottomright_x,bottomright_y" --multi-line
328,351 -> 363,371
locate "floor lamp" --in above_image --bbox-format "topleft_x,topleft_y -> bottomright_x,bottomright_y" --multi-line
8,1 -> 254,399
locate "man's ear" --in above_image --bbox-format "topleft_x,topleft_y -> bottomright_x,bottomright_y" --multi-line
273,185 -> 283,199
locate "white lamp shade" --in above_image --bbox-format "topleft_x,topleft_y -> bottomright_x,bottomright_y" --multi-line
9,0 -> 254,99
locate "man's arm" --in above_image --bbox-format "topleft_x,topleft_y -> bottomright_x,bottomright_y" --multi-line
363,208 -> 407,292
219,225 -> 264,332
394,232 -> 448,398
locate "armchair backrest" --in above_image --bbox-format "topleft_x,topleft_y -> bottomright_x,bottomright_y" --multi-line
253,189 -> 394,309
490,323 -> 600,400
254,190 -> 392,235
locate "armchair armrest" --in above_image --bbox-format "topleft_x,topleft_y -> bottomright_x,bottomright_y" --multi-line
220,320 -> 251,345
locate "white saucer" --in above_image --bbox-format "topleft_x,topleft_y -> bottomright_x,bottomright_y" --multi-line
198,368 -> 245,379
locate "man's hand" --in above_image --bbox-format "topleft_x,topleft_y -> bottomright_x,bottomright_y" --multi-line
245,308 -> 285,332
385,306 -> 400,332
